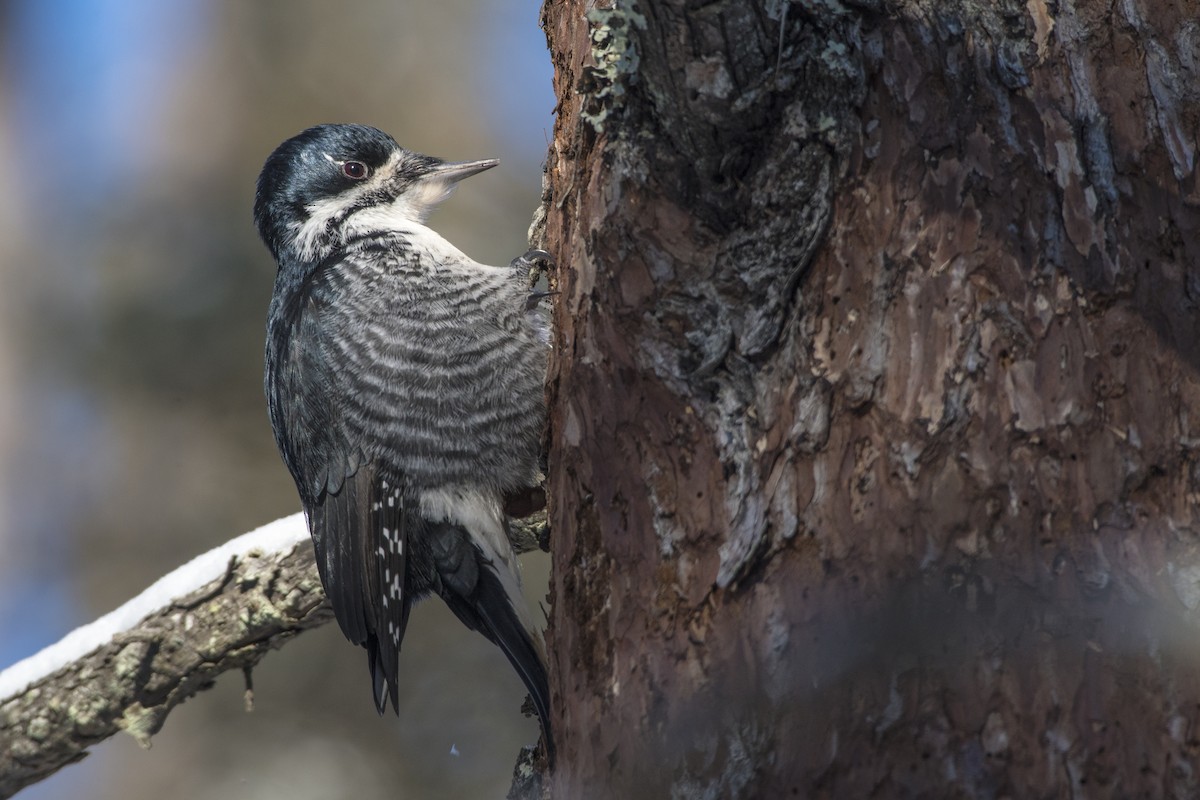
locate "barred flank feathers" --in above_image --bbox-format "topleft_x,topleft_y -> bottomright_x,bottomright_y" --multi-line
261,125 -> 553,759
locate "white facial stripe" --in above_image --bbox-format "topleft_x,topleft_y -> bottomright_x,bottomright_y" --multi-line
339,148 -> 405,195
285,150 -> 469,263
288,149 -> 410,262
290,195 -> 352,261
404,178 -> 458,221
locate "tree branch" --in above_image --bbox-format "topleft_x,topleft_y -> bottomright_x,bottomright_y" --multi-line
0,515 -> 325,798
0,513 -> 549,799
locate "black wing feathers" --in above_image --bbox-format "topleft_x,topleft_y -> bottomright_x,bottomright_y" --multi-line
365,474 -> 410,715
307,472 -> 370,647
307,463 -> 411,715
268,241 -> 552,751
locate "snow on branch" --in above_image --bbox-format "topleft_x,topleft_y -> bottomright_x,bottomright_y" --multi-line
0,514 -> 322,799
0,511 -> 548,799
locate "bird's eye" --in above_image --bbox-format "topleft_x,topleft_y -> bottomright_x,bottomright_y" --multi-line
342,161 -> 369,180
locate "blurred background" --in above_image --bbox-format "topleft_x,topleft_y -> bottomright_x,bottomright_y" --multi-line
0,1 -> 554,797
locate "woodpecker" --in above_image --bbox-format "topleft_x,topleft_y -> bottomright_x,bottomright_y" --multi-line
254,124 -> 552,758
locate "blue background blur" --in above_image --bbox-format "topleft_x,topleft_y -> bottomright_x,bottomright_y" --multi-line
0,1 -> 554,797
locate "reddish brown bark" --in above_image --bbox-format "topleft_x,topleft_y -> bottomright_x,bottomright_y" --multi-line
542,0 -> 1200,797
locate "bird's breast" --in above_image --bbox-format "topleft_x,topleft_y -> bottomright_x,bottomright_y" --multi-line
301,249 -> 546,493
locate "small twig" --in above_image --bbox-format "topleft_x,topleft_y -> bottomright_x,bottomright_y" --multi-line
243,666 -> 256,713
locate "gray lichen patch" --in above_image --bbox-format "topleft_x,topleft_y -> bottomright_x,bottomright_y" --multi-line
1,540 -> 333,799
580,4 -> 647,131
117,701 -> 162,749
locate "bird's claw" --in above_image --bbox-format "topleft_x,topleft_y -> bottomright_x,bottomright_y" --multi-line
510,248 -> 555,274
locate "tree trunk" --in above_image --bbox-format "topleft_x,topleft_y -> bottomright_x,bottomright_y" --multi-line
541,0 -> 1200,797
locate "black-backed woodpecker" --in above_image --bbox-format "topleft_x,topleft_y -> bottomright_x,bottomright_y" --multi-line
254,124 -> 552,759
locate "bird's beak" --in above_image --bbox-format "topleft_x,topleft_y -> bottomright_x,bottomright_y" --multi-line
397,157 -> 500,222
424,158 -> 499,184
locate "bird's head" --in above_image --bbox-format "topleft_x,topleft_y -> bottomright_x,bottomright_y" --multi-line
254,123 -> 497,265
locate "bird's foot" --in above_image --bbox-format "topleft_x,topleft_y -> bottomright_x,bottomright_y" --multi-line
504,486 -> 546,518
510,248 -> 555,281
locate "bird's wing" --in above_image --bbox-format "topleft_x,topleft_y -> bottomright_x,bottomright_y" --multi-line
308,462 -> 411,714
316,256 -> 553,737
268,271 -> 416,714
269,244 -> 549,722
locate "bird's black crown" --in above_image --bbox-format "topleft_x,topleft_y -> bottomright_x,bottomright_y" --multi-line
254,124 -> 469,267
254,124 -> 399,262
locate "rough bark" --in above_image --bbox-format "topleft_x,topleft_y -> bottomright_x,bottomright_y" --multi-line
542,0 -> 1200,797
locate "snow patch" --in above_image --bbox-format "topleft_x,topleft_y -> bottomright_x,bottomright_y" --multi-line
0,513 -> 309,701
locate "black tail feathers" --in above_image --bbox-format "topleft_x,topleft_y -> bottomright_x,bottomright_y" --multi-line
442,560 -> 555,763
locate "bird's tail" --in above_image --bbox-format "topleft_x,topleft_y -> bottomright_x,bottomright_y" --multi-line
441,556 -> 554,762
